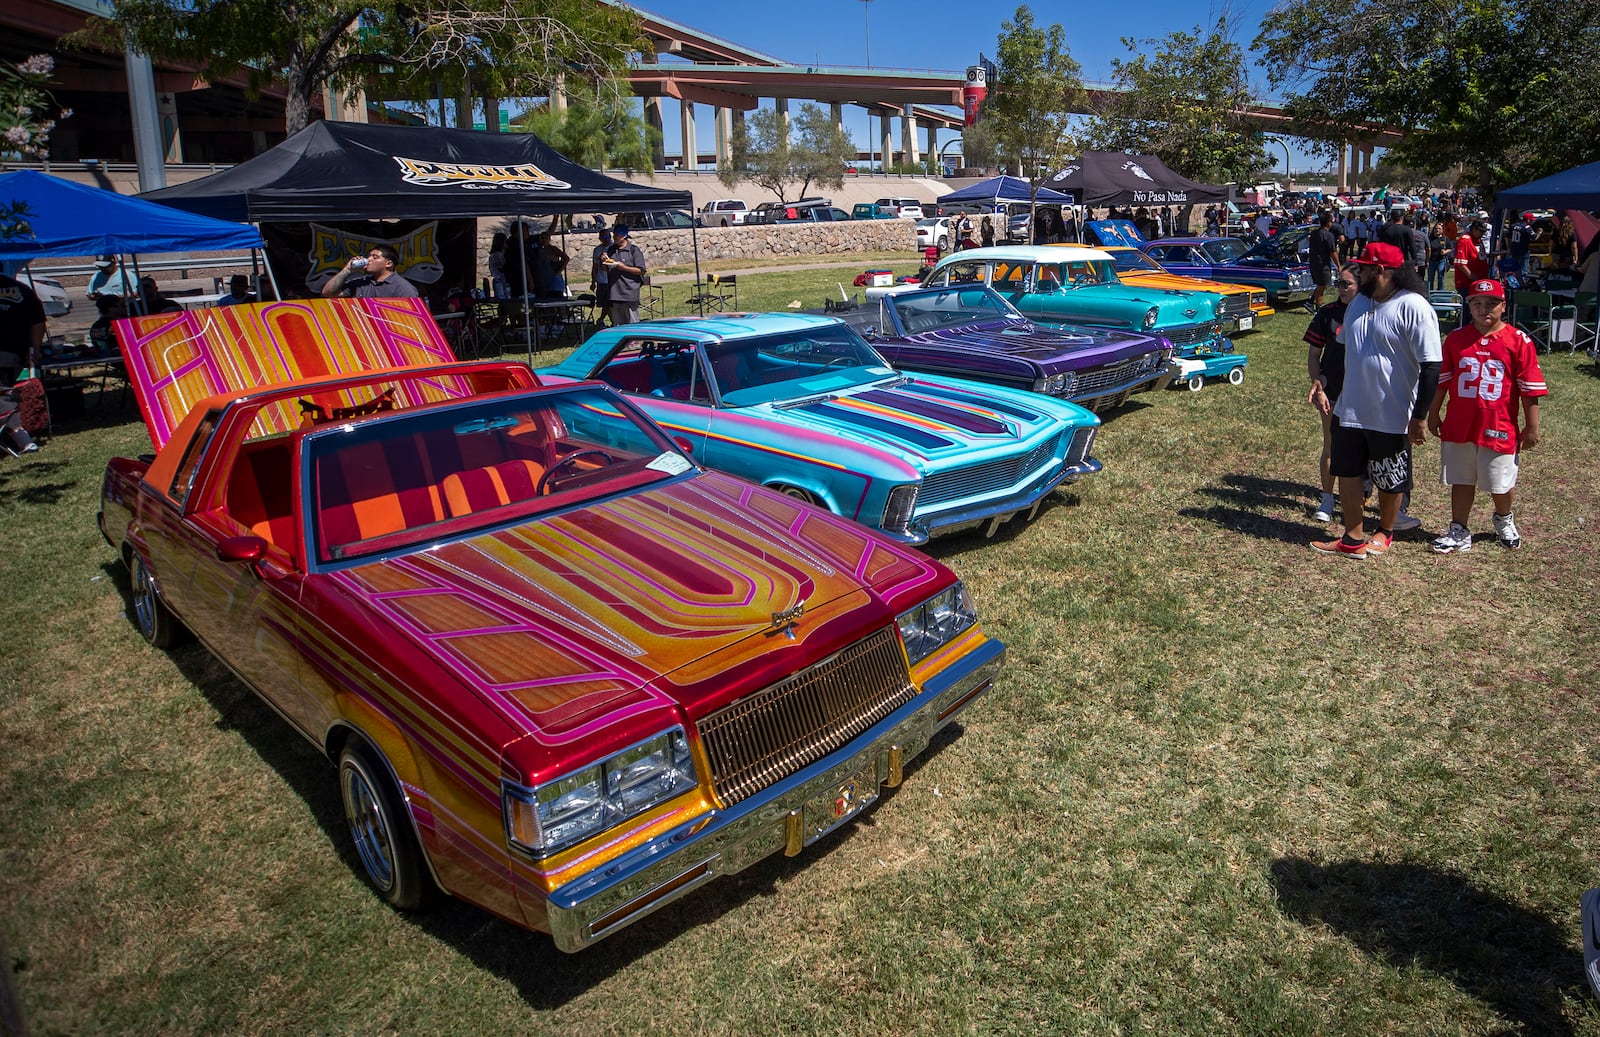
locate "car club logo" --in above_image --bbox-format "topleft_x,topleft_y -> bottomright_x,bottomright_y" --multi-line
392,156 -> 573,192
1050,165 -> 1080,183
769,601 -> 806,639
1123,161 -> 1154,182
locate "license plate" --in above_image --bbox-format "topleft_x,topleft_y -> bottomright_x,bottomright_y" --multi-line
802,765 -> 881,845
1236,315 -> 1254,331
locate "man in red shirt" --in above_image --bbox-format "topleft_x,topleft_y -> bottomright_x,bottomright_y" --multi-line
1425,278 -> 1546,551
1452,219 -> 1489,295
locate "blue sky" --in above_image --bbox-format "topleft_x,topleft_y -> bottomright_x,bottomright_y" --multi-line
624,0 -> 1332,176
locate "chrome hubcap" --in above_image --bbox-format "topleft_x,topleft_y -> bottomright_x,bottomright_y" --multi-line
342,762 -> 395,892
132,561 -> 156,639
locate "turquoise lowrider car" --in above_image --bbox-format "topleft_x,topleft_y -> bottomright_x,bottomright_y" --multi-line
922,244 -> 1232,358
541,313 -> 1101,544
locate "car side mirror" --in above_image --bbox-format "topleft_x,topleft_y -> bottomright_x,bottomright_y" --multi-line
217,535 -> 268,564
673,436 -> 696,454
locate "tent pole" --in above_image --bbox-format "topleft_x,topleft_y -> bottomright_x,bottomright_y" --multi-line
692,226 -> 704,316
257,246 -> 281,301
129,254 -> 147,315
518,221 -> 534,365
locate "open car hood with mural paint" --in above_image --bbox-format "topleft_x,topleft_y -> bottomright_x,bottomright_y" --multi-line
112,297 -> 461,450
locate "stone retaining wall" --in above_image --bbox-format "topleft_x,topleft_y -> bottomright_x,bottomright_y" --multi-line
479,218 -> 919,271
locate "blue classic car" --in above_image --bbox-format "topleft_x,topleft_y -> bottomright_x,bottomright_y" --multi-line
541,313 -> 1101,543
842,284 -> 1172,413
920,245 -> 1231,359
1141,231 -> 1316,306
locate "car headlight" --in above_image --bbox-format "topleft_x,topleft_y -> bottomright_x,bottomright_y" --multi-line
897,582 -> 978,666
503,728 -> 697,858
881,483 -> 919,534
1142,307 -> 1159,329
1058,371 -> 1076,395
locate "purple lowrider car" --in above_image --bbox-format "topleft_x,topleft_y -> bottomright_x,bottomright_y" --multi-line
848,284 -> 1174,413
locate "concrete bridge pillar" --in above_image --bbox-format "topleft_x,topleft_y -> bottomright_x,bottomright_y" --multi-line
715,106 -> 733,170
901,104 -> 919,166
679,101 -> 696,171
774,97 -> 790,146
880,114 -> 894,170
644,97 -> 664,169
1336,143 -> 1348,195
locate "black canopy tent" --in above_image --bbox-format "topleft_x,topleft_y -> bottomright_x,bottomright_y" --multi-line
143,122 -> 698,352
1496,160 -> 1600,353
1045,152 -> 1229,211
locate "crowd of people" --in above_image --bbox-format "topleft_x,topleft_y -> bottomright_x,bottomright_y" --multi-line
486,220 -> 647,328
1299,189 -> 1566,559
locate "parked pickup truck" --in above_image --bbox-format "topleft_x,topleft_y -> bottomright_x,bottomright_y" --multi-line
98,296 -> 1005,953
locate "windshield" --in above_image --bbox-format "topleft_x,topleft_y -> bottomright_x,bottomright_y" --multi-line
887,287 -> 1020,333
703,325 -> 895,406
309,387 -> 686,564
1035,258 -> 1121,289
1202,239 -> 1251,263
1107,250 -> 1165,274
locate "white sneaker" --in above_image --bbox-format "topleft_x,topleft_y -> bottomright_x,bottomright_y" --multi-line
1431,522 -> 1472,554
1392,511 -> 1422,532
1493,512 -> 1521,549
1313,494 -> 1337,523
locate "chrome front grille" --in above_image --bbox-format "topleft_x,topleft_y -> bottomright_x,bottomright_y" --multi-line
1069,352 -> 1164,399
1217,295 -> 1251,317
1066,426 -> 1096,466
699,627 -> 915,806
917,433 -> 1060,508
1165,324 -> 1217,348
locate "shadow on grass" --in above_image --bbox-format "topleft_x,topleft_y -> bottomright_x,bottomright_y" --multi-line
105,545 -> 969,1005
0,455 -> 76,506
1270,856 -> 1583,1035
926,488 -> 1084,561
1181,473 -> 1439,548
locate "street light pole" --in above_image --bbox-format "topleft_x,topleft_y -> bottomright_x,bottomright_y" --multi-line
1264,135 -> 1293,193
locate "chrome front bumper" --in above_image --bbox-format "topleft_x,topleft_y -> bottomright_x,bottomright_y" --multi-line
922,454 -> 1103,542
544,636 -> 1006,952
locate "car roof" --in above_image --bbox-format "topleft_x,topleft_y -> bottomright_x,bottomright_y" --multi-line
932,244 -> 1115,264
609,312 -> 843,337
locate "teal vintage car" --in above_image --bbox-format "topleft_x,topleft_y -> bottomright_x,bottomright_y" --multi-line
922,244 -> 1231,357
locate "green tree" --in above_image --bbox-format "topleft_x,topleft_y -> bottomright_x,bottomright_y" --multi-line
985,6 -> 1085,188
1082,23 -> 1270,187
719,103 -> 855,204
80,0 -> 644,136
956,119 -> 998,173
1254,0 -> 1600,192
515,91 -> 659,172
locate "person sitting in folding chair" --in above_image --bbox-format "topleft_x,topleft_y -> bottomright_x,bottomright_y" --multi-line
0,379 -> 44,454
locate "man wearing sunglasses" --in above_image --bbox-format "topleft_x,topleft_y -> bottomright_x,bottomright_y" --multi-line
1311,242 -> 1441,559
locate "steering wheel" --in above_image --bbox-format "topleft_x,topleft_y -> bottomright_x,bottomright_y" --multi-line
826,355 -> 857,368
536,449 -> 618,495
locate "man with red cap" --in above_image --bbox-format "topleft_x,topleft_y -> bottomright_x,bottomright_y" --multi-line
1425,278 -> 1546,552
1452,218 -> 1489,295
1311,242 -> 1442,559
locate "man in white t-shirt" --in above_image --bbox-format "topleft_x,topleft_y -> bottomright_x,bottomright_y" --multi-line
1311,242 -> 1441,559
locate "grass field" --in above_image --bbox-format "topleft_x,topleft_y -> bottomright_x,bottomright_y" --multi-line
4,275 -> 1600,1035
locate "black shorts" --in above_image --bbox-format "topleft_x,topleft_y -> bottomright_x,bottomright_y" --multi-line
1329,421 -> 1413,493
1311,264 -> 1331,287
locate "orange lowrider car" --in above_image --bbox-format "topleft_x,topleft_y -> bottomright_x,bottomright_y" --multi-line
1098,246 -> 1274,334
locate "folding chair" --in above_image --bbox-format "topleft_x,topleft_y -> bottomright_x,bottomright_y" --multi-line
706,273 -> 738,310
473,301 -> 506,355
1572,291 -> 1598,357
640,284 -> 666,320
1512,290 -> 1553,350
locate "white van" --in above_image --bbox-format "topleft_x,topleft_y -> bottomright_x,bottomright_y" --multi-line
698,199 -> 749,227
875,196 -> 925,219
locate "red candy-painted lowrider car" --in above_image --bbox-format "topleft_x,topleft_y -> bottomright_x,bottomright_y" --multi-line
97,298 -> 1004,951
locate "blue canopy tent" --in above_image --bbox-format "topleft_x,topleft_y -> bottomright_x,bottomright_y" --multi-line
1496,160 -> 1600,211
937,175 -> 1076,206
0,169 -> 267,306
1495,161 -> 1600,353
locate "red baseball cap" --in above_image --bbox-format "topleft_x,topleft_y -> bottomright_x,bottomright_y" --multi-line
1352,242 -> 1406,267
1467,278 -> 1506,301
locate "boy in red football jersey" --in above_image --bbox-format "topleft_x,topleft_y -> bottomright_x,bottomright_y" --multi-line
1425,278 -> 1546,551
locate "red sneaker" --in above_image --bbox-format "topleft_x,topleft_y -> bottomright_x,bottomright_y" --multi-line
1311,535 -> 1368,560
1366,531 -> 1393,556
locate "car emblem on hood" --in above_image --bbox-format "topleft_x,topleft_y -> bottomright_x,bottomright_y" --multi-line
1183,308 -> 1198,318
769,601 -> 806,639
